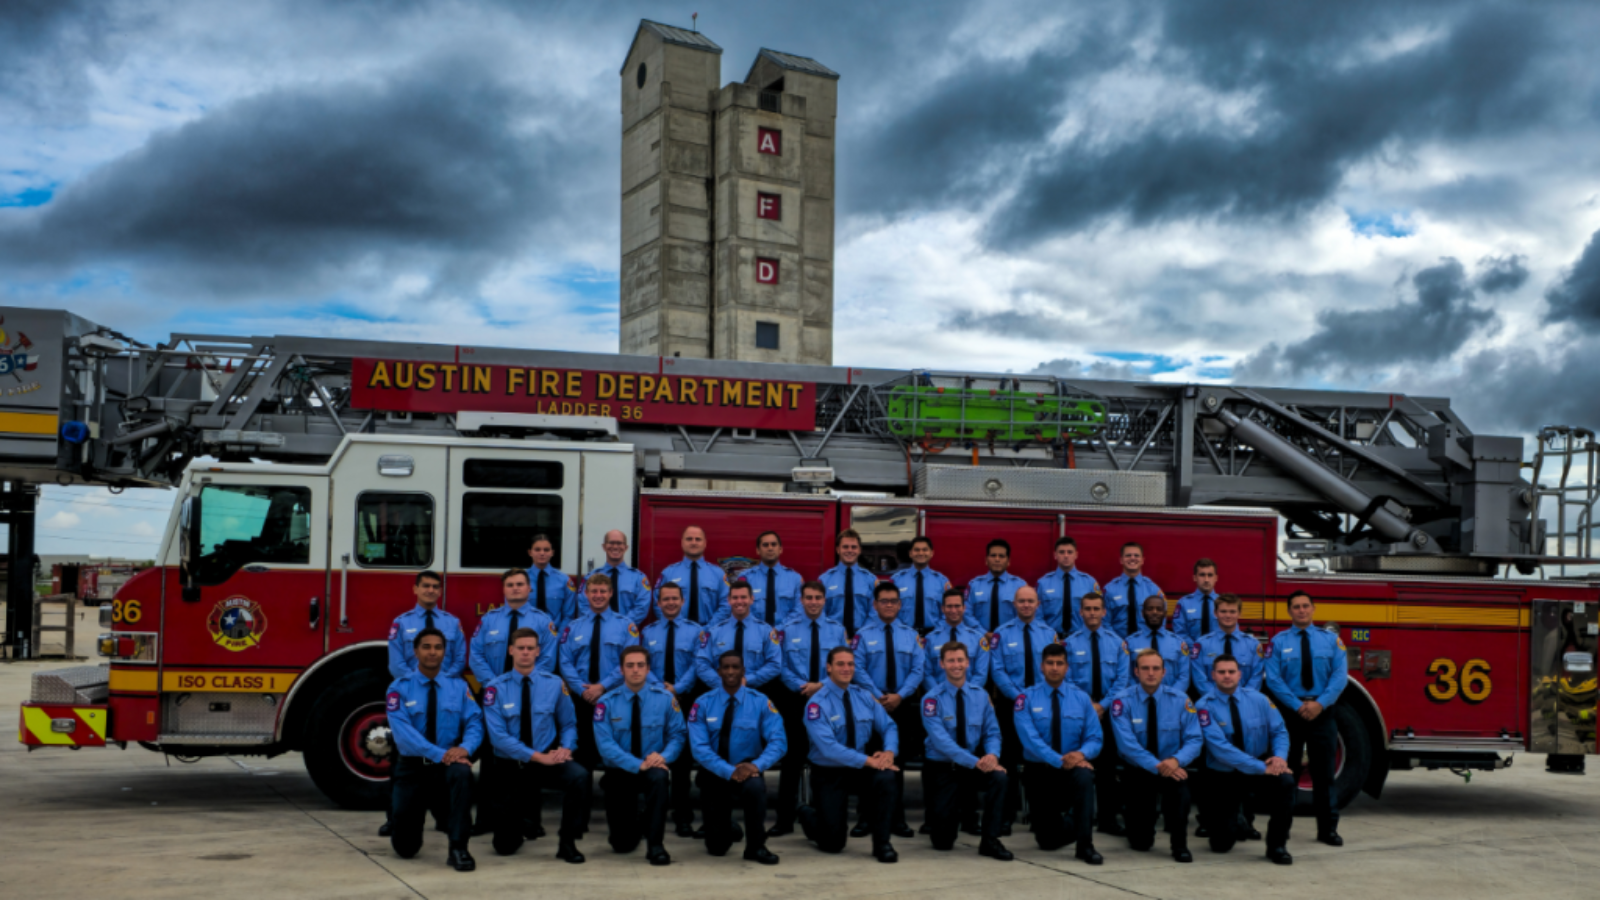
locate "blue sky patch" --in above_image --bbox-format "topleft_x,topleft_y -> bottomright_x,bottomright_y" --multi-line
1346,209 -> 1415,238
0,185 -> 54,208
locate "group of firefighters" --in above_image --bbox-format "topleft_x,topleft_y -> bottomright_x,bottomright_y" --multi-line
381,526 -> 1348,872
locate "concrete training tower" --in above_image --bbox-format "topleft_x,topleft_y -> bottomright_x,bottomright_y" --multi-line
620,20 -> 837,365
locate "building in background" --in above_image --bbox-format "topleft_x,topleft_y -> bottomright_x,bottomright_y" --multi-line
620,20 -> 837,365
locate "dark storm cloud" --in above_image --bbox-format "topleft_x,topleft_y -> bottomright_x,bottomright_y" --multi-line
0,0 -> 129,119
1475,255 -> 1529,295
0,55 -> 601,299
1544,229 -> 1600,326
1237,257 -> 1497,382
1029,357 -> 1148,381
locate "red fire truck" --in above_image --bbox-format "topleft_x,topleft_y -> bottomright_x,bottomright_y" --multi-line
7,306 -> 1596,812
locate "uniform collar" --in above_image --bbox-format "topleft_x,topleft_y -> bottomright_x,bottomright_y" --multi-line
727,612 -> 755,625
413,603 -> 440,615
682,556 -> 708,567
512,668 -> 537,682
824,680 -> 853,701
602,560 -> 629,571
581,608 -> 613,621
1289,623 -> 1315,634
715,685 -> 747,704
530,563 -> 555,572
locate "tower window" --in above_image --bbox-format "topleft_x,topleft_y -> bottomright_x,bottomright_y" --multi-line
755,321 -> 780,350
759,91 -> 781,113
636,62 -> 647,89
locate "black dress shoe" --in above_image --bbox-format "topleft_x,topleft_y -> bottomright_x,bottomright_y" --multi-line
1098,822 -> 1127,837
377,821 -> 392,837
647,845 -> 672,866
1267,846 -> 1294,865
873,844 -> 899,863
744,846 -> 781,865
1076,845 -> 1104,865
556,840 -> 585,864
1317,831 -> 1344,847
767,822 -> 795,837
891,823 -> 915,839
448,846 -> 476,872
1173,848 -> 1193,863
524,822 -> 546,840
961,820 -> 982,836
1243,826 -> 1261,841
1194,824 -> 1209,838
851,822 -> 871,838
675,824 -> 697,838
979,839 -> 1014,861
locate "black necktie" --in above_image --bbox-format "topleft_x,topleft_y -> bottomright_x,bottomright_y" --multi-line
425,679 -> 438,745
1201,593 -> 1212,637
808,621 -> 820,683
1146,695 -> 1159,756
734,619 -> 745,660
885,625 -> 898,692
536,570 -> 547,613
1023,625 -> 1036,687
519,675 -> 533,747
689,563 -> 700,624
955,689 -> 969,749
1224,632 -> 1234,660
631,694 -> 643,758
1126,576 -> 1138,635
503,608 -> 520,675
1090,633 -> 1103,701
844,568 -> 856,633
843,689 -> 858,750
1051,688 -> 1063,752
915,571 -> 926,630
424,608 -> 435,631
608,568 -> 620,612
766,567 -> 777,623
719,694 -> 736,761
1229,695 -> 1245,751
588,614 -> 603,683
1300,630 -> 1314,691
664,621 -> 678,683
1061,571 -> 1073,633
990,574 -> 1002,632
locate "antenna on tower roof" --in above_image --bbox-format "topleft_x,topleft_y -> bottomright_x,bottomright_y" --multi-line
692,12 -> 698,32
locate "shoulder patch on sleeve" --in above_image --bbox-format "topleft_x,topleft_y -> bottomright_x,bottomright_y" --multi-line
1179,641 -> 1189,657
688,702 -> 701,723
985,633 -> 1000,650
671,696 -> 680,712
386,691 -> 401,712
772,629 -> 785,644
1258,641 -> 1273,658
593,702 -> 607,722
849,633 -> 861,649
1111,698 -> 1125,718
1336,637 -> 1346,651
387,622 -> 399,640
923,696 -> 939,718
699,631 -> 711,647
567,575 -> 579,591
1184,700 -> 1196,714
484,686 -> 497,705
768,699 -> 780,715
559,626 -> 571,644
1188,642 -> 1200,659
1197,708 -> 1211,727
561,683 -> 570,696
1119,641 -> 1131,655
1014,694 -> 1026,712
917,634 -> 926,648
628,622 -> 640,638
806,702 -> 821,721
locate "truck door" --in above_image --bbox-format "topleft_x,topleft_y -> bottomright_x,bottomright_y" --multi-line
171,472 -> 330,671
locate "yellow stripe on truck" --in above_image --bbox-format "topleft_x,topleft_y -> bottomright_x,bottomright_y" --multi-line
0,411 -> 59,436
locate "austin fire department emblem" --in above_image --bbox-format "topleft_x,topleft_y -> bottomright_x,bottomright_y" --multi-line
207,596 -> 268,651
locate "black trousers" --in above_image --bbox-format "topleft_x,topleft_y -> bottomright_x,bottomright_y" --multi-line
1023,763 -> 1096,851
391,756 -> 472,858
1281,701 -> 1340,834
1121,767 -> 1191,851
697,770 -> 769,855
800,765 -> 898,853
923,761 -> 1005,849
1094,708 -> 1122,829
992,689 -> 1025,823
572,697 -> 602,770
1198,769 -> 1294,852
669,685 -> 703,829
771,685 -> 811,825
601,767 -> 670,852
489,757 -> 592,856
884,691 -> 921,828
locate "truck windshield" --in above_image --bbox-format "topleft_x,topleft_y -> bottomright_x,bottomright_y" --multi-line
194,484 -> 313,584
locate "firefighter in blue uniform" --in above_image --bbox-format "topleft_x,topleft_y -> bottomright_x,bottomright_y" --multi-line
890,535 -> 949,634
796,647 -> 902,863
1102,542 -> 1162,640
560,574 -> 642,768
387,628 -> 482,871
1196,653 -> 1295,864
1037,536 -> 1099,636
688,651 -> 786,863
770,580 -> 848,836
1111,648 -> 1204,862
583,529 -> 653,625
468,569 -> 560,685
694,582 -> 782,690
1014,643 -> 1103,864
924,587 -> 991,694
1126,594 -> 1190,690
655,526 -> 729,626
1170,557 -> 1221,643
819,528 -> 876,635
1062,592 -> 1131,836
481,627 -> 590,864
1262,590 -> 1348,847
965,538 -> 1029,633
987,585 -> 1057,832
525,533 -> 578,627
380,570 -> 464,839
592,645 -> 686,866
1190,594 -> 1265,694
739,530 -> 805,625
851,581 -> 925,838
921,640 -> 1012,860
639,581 -> 703,837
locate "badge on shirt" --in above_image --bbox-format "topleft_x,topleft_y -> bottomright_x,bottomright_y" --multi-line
593,702 -> 607,722
484,687 -> 497,705
386,692 -> 401,712
923,696 -> 939,718
806,703 -> 821,721
1197,708 -> 1211,727
387,623 -> 399,640
1111,699 -> 1125,718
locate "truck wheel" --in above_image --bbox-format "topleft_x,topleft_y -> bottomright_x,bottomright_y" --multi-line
1293,702 -> 1372,815
303,669 -> 394,810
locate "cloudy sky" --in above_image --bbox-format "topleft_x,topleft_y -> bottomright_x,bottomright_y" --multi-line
5,0 -> 1600,556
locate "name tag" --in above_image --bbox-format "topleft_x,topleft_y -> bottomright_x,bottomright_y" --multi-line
1031,707 -> 1044,713
1132,718 -> 1143,725
503,703 -> 515,710
1074,651 -> 1085,656
406,700 -> 417,707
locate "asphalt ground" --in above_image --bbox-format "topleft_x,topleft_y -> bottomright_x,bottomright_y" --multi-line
3,630 -> 1598,899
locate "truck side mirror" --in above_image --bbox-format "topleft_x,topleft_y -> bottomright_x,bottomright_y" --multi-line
180,494 -> 202,603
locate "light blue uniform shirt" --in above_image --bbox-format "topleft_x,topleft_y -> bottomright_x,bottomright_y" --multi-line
387,605 -> 466,680
850,618 -> 926,698
989,618 -> 1060,700
481,669 -> 575,760
819,562 -> 876,633
1102,573 -> 1163,639
687,686 -> 787,779
1110,683 -> 1205,773
921,680 -> 1002,766
558,609 -> 641,695
921,620 -> 991,693
1061,627 -> 1131,704
1196,686 -> 1289,774
1170,589 -> 1218,642
964,570 -> 1030,632
640,613 -> 703,696
1014,681 -> 1103,764
803,681 -> 899,767
1263,625 -> 1349,709
583,561 -> 653,625
1125,623 -> 1190,690
385,670 -> 483,762
468,603 -> 559,685
524,564 -> 579,626
776,612 -> 850,692
891,566 -> 951,631
656,557 -> 730,626
694,614 -> 783,689
593,683 -> 687,770
738,561 -> 806,625
1190,628 -> 1267,694
1037,567 -> 1100,635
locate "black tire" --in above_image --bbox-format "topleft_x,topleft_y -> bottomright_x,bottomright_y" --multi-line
302,669 -> 394,810
1293,702 -> 1372,815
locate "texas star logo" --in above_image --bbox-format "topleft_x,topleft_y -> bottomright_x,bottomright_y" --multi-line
207,596 -> 267,651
